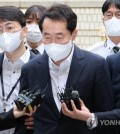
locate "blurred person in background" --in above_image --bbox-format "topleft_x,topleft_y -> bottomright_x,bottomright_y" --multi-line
0,6 -> 36,134
88,0 -> 120,58
25,5 -> 46,55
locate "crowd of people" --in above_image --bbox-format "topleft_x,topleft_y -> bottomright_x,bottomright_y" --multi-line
0,0 -> 120,134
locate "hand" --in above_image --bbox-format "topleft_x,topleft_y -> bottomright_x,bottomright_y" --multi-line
25,106 -> 37,130
61,99 -> 92,121
13,105 -> 37,118
13,106 -> 32,118
25,116 -> 34,130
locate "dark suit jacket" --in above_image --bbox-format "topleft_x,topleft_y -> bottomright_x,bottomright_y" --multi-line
0,51 -> 36,131
14,46 -> 114,134
0,109 -> 15,131
95,53 -> 120,134
106,53 -> 120,109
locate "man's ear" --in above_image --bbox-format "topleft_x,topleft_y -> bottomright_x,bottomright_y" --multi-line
72,29 -> 78,41
20,26 -> 28,40
23,26 -> 28,36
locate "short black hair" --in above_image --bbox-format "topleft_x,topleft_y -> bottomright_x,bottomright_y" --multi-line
25,5 -> 46,21
39,4 -> 77,34
102,0 -> 120,14
0,6 -> 26,27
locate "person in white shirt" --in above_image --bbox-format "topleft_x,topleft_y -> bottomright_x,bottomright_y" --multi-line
0,6 -> 36,134
25,5 -> 46,55
87,0 -> 120,58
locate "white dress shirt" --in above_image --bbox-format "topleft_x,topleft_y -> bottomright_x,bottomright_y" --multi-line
0,48 -> 30,134
49,46 -> 74,112
87,38 -> 120,58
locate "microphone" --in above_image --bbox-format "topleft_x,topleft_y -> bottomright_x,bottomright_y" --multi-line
57,86 -> 81,110
14,84 -> 48,113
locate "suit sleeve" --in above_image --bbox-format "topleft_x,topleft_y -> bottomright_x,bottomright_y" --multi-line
0,109 -> 15,131
94,58 -> 115,134
95,109 -> 120,134
95,109 -> 120,121
106,56 -> 119,108
94,58 -> 114,111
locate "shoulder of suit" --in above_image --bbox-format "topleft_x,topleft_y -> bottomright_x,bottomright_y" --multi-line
23,53 -> 47,68
74,45 -> 105,61
80,48 -> 105,63
86,41 -> 105,52
107,52 -> 120,61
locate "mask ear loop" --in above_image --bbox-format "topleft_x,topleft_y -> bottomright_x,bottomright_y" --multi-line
104,32 -> 108,48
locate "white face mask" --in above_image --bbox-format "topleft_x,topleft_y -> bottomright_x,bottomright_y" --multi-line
0,31 -> 22,53
44,40 -> 73,62
104,17 -> 120,36
26,24 -> 42,43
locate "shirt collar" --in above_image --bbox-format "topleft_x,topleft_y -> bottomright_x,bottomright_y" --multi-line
106,38 -> 120,50
36,43 -> 44,54
3,47 -> 30,65
19,47 -> 30,63
26,42 -> 44,54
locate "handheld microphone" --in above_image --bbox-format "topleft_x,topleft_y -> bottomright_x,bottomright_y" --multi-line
57,86 -> 81,110
14,84 -> 48,113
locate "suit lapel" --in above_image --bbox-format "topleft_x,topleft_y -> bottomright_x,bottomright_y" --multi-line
35,46 -> 86,118
36,54 -> 60,117
60,46 -> 86,117
66,46 -> 86,89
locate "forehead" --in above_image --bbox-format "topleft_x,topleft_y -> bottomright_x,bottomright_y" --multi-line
42,18 -> 69,34
26,14 -> 39,23
107,4 -> 120,11
0,20 -> 21,26
27,13 -> 40,19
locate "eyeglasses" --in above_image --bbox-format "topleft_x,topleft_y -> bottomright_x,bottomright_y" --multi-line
0,22 -> 22,36
42,33 -> 71,44
104,11 -> 120,20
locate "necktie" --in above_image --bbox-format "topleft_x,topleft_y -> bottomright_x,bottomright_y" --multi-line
31,49 -> 40,55
113,46 -> 120,53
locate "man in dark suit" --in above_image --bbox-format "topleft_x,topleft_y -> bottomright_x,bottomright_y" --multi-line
107,53 -> 120,110
14,4 -> 114,134
0,6 -> 36,133
61,53 -> 120,133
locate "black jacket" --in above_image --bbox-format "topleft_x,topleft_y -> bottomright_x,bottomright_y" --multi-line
15,46 -> 114,134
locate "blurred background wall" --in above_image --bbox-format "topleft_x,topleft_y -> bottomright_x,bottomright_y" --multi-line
0,0 -> 106,49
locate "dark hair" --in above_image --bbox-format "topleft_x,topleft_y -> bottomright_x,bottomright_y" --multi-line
25,5 -> 46,21
39,4 -> 77,34
102,0 -> 120,14
0,6 -> 26,27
